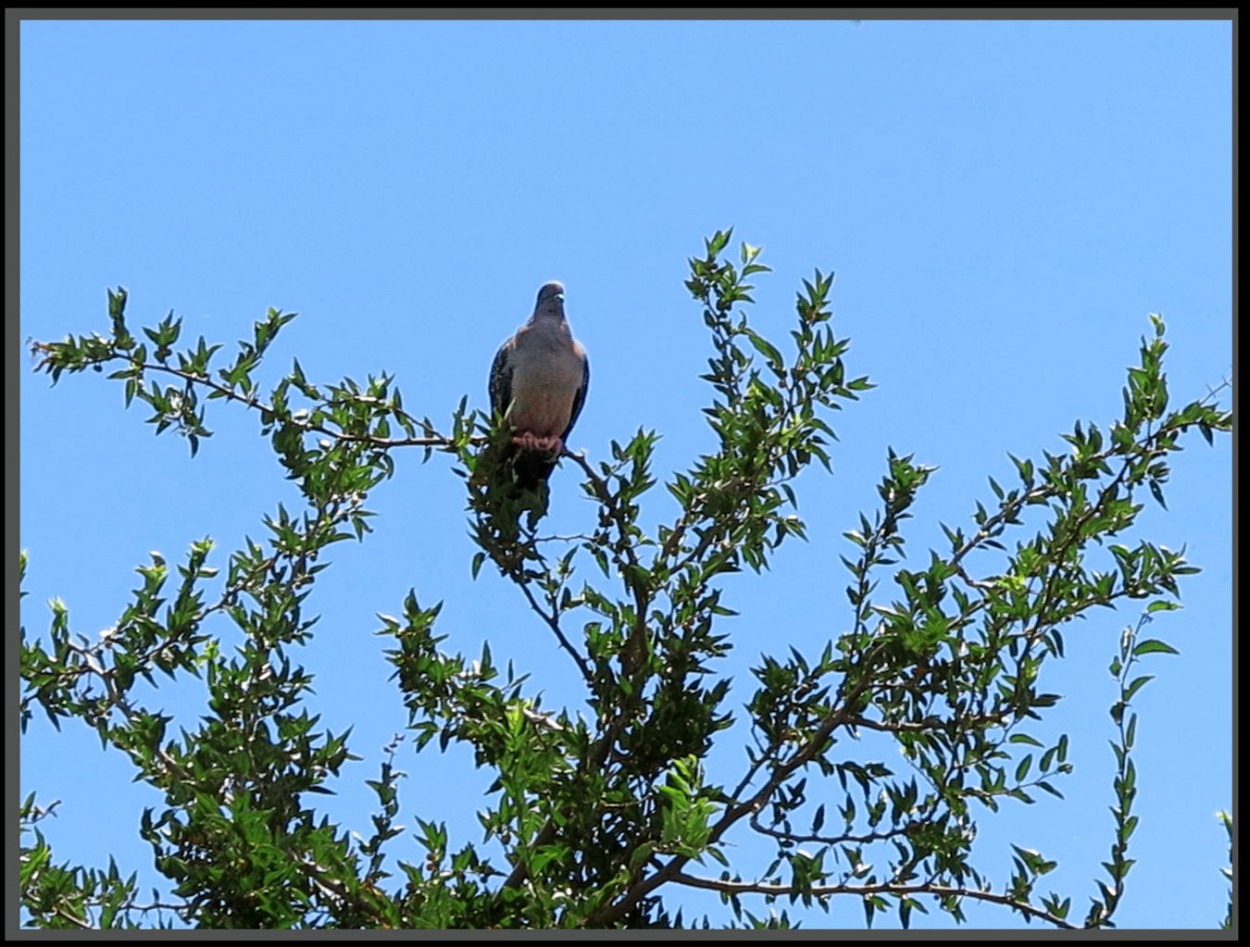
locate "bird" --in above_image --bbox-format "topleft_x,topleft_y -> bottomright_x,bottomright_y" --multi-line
488,280 -> 589,493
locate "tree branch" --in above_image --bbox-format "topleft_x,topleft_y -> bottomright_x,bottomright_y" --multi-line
670,871 -> 1077,929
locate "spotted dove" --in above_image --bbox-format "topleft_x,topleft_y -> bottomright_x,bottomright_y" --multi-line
488,281 -> 589,491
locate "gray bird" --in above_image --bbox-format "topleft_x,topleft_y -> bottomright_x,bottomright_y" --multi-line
489,281 -> 589,491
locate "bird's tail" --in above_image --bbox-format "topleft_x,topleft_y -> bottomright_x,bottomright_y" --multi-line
511,451 -> 557,495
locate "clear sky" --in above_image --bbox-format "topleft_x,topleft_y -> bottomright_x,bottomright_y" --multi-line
17,15 -> 1232,930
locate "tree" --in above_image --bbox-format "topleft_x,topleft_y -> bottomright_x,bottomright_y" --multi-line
20,232 -> 1232,930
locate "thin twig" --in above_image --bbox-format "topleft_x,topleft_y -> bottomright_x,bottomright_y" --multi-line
669,872 -> 1077,929
516,580 -> 593,684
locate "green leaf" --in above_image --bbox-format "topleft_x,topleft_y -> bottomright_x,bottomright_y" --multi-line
1132,639 -> 1179,657
1009,733 -> 1044,748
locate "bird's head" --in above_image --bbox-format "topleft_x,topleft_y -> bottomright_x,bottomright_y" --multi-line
533,281 -> 566,319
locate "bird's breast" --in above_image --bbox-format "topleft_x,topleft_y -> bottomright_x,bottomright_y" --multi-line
507,340 -> 583,437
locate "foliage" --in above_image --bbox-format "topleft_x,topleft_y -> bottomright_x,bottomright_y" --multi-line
20,232 -> 1232,929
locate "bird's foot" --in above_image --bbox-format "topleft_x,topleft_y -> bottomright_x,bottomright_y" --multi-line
513,433 -> 564,458
514,432 -> 542,453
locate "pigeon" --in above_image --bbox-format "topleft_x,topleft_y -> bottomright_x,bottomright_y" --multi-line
489,281 -> 589,492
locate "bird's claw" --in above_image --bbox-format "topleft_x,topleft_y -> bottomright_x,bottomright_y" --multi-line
513,432 -> 564,458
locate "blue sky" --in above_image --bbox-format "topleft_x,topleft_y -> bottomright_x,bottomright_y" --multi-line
18,16 -> 1232,930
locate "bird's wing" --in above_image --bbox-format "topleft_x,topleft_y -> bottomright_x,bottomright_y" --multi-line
561,342 -> 589,443
488,335 -> 515,421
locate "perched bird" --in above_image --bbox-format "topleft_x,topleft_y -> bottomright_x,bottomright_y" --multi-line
489,281 -> 589,492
